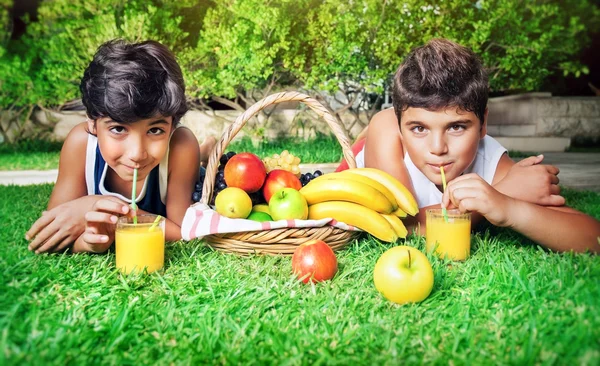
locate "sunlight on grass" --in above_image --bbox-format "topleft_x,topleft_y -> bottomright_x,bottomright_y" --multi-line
1,185 -> 599,364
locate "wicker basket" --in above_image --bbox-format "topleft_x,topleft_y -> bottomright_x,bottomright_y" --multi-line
199,91 -> 361,255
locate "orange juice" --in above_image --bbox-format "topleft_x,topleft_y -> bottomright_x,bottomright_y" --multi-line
115,215 -> 165,274
426,209 -> 471,261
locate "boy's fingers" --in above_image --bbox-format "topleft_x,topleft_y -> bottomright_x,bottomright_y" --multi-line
25,214 -> 55,241
93,200 -> 130,215
545,165 -> 559,175
85,211 -> 118,225
35,231 -> 66,254
28,225 -> 59,251
51,236 -> 75,253
548,195 -> 566,207
82,232 -> 110,245
517,155 -> 542,167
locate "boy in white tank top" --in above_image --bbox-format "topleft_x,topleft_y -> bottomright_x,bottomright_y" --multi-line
350,39 -> 599,253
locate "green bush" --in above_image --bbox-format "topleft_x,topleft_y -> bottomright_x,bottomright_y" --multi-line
0,0 -> 598,143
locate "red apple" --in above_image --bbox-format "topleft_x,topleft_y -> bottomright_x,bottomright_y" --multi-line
291,240 -> 338,283
224,152 -> 267,193
262,169 -> 302,203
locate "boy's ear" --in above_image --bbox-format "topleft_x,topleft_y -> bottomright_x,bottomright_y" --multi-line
87,118 -> 96,135
480,108 -> 488,139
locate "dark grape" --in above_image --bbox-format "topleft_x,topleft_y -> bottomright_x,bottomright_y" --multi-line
218,164 -> 225,171
219,154 -> 229,165
192,191 -> 201,202
216,171 -> 225,181
313,170 -> 323,177
217,182 -> 227,190
226,151 -> 237,159
195,182 -> 202,191
249,191 -> 266,205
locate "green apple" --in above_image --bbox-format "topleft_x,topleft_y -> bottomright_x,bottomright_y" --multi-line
268,188 -> 308,221
373,245 -> 434,304
247,211 -> 272,222
215,187 -> 252,219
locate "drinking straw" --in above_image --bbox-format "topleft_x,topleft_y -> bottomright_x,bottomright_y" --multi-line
131,168 -> 138,225
440,166 -> 449,223
149,215 -> 163,232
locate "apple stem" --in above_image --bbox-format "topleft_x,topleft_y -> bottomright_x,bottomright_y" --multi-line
407,249 -> 412,269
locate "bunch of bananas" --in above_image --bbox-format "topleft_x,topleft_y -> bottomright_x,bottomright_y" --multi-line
299,168 -> 418,242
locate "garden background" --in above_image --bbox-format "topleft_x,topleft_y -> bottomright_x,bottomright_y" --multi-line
1,0 -> 600,364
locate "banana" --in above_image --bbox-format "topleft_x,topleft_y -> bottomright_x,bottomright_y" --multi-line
332,171 -> 399,211
381,214 -> 408,238
300,178 -> 394,214
342,168 -> 419,216
308,201 -> 398,242
393,207 -> 407,218
251,204 -> 270,215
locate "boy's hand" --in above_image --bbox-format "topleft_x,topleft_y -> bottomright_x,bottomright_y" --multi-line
26,196 -> 101,254
497,155 -> 564,207
81,198 -> 132,253
442,173 -> 515,227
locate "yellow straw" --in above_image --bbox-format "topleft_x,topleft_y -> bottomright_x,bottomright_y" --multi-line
131,168 -> 138,225
440,166 -> 449,223
149,215 -> 162,232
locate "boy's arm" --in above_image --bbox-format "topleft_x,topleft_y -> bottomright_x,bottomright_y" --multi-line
27,123 -> 106,253
364,109 -> 417,199
164,126 -> 200,241
443,174 -> 600,253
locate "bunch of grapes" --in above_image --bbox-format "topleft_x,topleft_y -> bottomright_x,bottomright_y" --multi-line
299,170 -> 323,187
262,150 -> 302,177
191,168 -> 206,203
191,151 -> 237,205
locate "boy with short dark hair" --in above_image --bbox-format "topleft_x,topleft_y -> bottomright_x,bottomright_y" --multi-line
26,39 -> 215,253
346,38 -> 600,253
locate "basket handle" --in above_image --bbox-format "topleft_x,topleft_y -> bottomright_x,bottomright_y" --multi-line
200,91 -> 357,205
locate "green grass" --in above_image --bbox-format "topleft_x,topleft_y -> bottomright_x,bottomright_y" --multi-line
2,184 -> 599,364
0,135 -> 344,171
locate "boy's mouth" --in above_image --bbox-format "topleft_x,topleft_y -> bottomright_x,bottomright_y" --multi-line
427,162 -> 453,173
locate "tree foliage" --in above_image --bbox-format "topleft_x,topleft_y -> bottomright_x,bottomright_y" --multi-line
0,0 -> 598,141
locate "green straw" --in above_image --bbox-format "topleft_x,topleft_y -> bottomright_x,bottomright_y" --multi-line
149,215 -> 162,232
131,168 -> 138,225
440,166 -> 449,223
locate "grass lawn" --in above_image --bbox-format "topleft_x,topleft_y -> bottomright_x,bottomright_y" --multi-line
1,184 -> 599,364
0,136 -> 345,171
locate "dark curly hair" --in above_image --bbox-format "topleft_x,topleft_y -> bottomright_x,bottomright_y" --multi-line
392,38 -> 488,125
80,39 -> 187,124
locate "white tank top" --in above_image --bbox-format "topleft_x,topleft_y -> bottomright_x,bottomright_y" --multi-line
355,135 -> 507,208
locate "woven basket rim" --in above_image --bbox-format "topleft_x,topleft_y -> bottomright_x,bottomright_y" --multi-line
196,91 -> 359,255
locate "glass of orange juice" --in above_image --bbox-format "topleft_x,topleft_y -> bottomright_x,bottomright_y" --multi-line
115,214 -> 165,274
426,209 -> 471,261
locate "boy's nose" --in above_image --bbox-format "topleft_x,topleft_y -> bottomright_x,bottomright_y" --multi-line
128,138 -> 148,163
429,135 -> 448,156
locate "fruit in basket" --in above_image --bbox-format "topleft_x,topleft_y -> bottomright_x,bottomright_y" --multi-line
291,240 -> 338,283
300,177 -> 395,214
373,246 -> 434,304
268,188 -> 309,221
308,201 -> 398,242
262,150 -> 302,176
224,152 -> 267,193
247,211 -> 272,222
262,169 -> 302,203
299,170 -> 322,187
215,187 -> 252,219
251,204 -> 270,215
341,168 -> 418,216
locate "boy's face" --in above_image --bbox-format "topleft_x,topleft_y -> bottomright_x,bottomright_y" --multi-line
88,116 -> 174,182
399,107 -> 486,185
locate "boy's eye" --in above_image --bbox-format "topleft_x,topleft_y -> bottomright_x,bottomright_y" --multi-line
449,124 -> 466,132
148,128 -> 165,135
109,126 -> 127,134
411,126 -> 426,133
